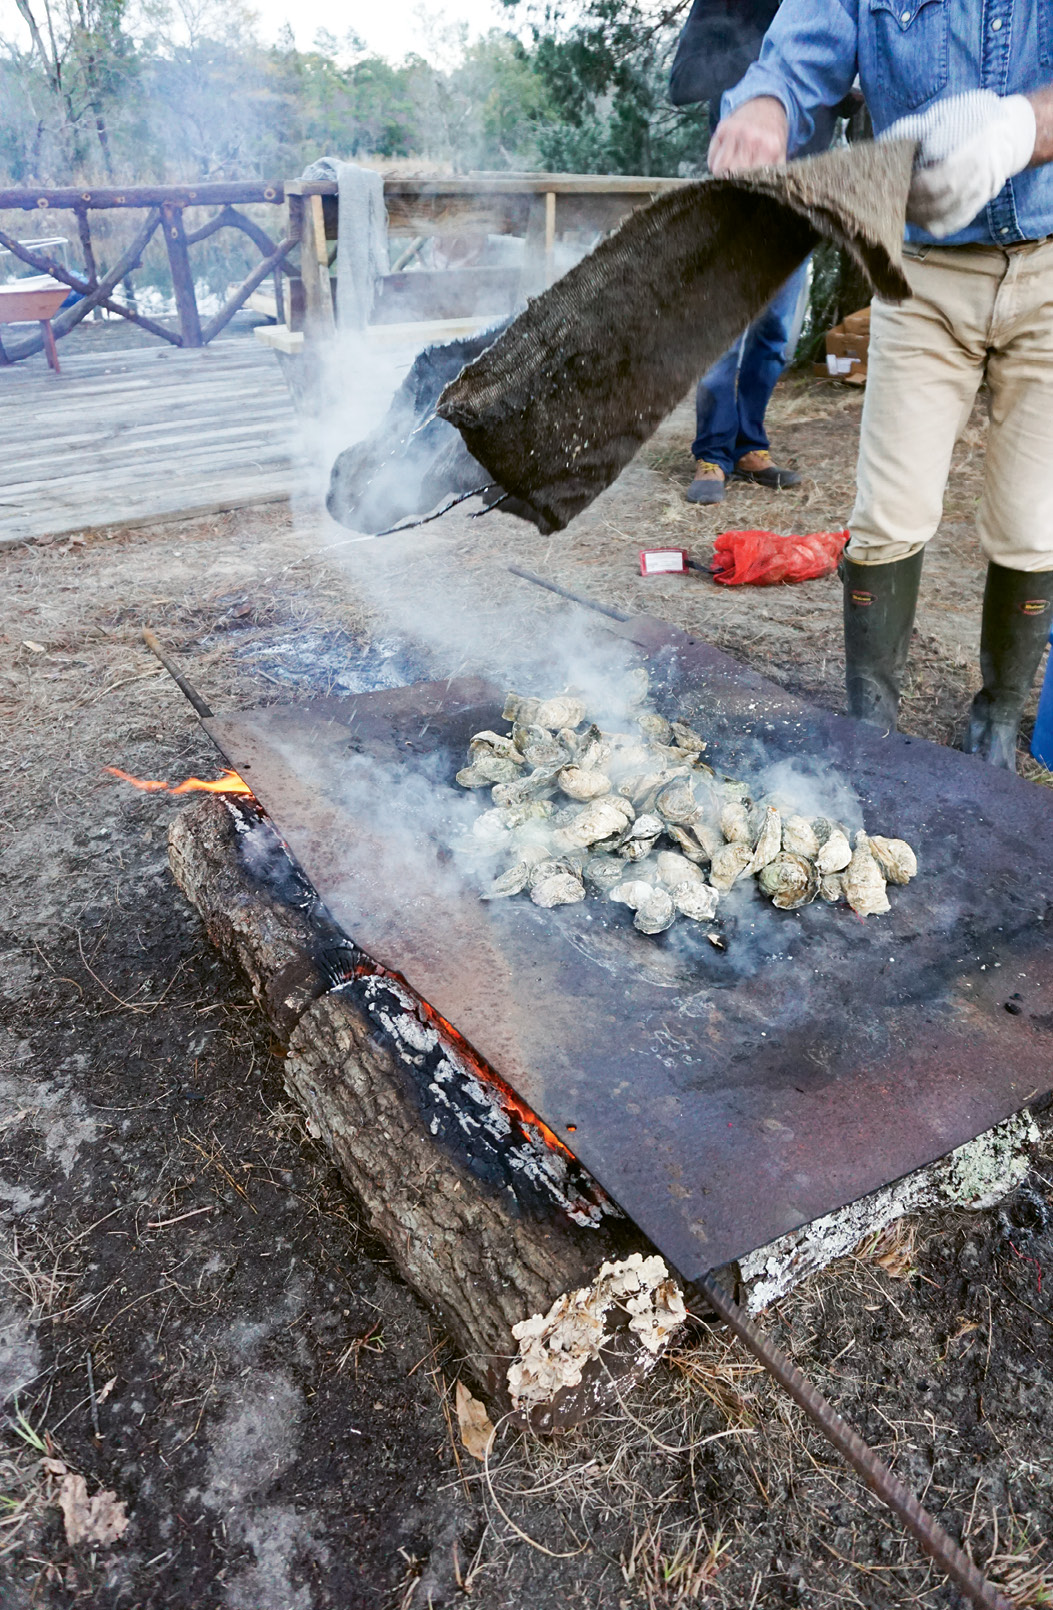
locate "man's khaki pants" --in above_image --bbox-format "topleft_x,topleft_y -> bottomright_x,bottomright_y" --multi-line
848,238 -> 1053,573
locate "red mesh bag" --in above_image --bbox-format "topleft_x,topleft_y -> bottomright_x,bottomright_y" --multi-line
711,528 -> 849,586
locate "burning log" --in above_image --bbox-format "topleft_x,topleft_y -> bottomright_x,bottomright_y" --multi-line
168,792 -> 685,1419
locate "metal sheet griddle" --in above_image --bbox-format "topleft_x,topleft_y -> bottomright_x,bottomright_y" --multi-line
205,615 -> 1053,1280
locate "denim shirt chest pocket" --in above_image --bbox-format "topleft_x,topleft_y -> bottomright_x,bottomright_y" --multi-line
1041,0 -> 1053,66
862,0 -> 950,113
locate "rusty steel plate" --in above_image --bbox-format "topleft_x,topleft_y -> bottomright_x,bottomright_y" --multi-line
204,616 -> 1053,1280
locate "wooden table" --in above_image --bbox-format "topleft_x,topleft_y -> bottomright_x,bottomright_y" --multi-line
0,276 -> 69,371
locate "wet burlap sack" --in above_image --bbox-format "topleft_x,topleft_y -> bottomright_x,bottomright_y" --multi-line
437,140 -> 914,534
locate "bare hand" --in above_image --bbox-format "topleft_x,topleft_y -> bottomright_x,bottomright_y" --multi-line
709,97 -> 789,174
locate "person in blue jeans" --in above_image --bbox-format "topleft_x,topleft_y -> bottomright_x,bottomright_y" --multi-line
687,264 -> 807,503
670,0 -> 832,505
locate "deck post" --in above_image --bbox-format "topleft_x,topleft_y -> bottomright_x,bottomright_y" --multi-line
162,201 -> 202,347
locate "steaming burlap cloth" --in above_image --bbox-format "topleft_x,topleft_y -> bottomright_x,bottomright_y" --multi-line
436,140 -> 914,534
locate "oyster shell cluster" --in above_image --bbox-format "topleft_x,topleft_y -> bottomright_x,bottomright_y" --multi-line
454,676 -> 917,934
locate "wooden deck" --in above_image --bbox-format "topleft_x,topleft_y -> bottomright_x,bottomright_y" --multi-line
0,338 -> 301,547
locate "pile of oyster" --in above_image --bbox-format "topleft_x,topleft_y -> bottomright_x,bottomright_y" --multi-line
453,678 -> 917,935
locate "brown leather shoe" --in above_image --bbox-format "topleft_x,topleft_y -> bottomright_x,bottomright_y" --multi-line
732,449 -> 801,489
686,459 -> 726,505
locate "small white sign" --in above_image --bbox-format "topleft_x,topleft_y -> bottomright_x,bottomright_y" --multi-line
640,549 -> 687,575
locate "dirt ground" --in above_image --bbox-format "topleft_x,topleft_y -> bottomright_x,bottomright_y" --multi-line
1,368 -> 1052,1610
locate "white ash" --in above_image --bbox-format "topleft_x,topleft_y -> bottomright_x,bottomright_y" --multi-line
355,972 -> 618,1230
507,1252 -> 687,1413
738,1111 -> 1040,1312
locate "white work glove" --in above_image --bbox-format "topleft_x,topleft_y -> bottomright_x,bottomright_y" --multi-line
880,90 -> 1036,239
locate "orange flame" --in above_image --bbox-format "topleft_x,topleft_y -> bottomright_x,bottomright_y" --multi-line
105,772 -> 571,1163
354,957 -> 574,1159
105,766 -> 255,798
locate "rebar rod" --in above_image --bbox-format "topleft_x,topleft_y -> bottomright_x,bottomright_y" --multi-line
141,629 -> 214,719
506,565 -> 631,621
693,1272 -> 1011,1610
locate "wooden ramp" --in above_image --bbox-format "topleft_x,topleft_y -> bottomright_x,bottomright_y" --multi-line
0,338 -> 302,547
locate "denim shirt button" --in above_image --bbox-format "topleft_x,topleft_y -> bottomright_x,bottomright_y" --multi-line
991,15 -> 1002,28
900,8 -> 910,18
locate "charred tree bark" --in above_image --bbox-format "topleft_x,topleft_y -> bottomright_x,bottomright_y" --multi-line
168,795 -> 662,1413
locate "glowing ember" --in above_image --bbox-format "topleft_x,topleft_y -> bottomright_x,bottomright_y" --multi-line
354,957 -> 575,1160
105,766 -> 255,798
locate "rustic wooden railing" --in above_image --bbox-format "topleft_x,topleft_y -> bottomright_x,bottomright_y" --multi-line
0,182 -> 294,363
0,173 -> 688,365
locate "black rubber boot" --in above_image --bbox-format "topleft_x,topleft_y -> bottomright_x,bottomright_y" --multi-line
842,551 -> 924,731
963,562 -> 1053,772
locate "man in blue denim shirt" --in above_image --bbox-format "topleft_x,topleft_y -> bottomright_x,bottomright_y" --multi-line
709,1 -> 1053,771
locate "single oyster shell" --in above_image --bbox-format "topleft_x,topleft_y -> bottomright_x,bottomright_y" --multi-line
535,696 -> 586,730
503,692 -> 540,724
719,778 -> 751,803
656,780 -> 700,825
656,851 -> 705,888
812,816 -> 845,846
551,795 -> 634,851
634,887 -> 676,934
758,852 -> 820,911
667,825 -> 706,863
469,731 -> 524,765
626,667 -> 650,706
720,801 -> 752,844
576,735 -> 612,771
815,828 -> 852,875
558,765 -> 612,802
500,798 -> 554,830
608,879 -> 656,910
482,863 -> 533,899
672,881 -> 720,921
518,725 -> 570,768
530,871 -> 586,908
690,819 -> 724,861
637,712 -> 673,745
819,873 -> 845,904
868,835 -> 917,885
583,855 -> 628,893
844,831 -> 890,916
782,814 -> 820,859
526,857 -> 568,886
709,842 -> 755,892
618,770 -> 663,803
618,811 -> 664,860
457,758 -> 518,787
491,767 -> 559,807
746,805 -> 782,874
670,721 -> 706,753
620,839 -> 657,862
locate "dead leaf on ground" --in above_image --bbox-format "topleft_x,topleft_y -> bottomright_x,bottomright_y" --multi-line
863,1219 -> 917,1281
454,1380 -> 495,1462
49,1462 -> 129,1546
22,640 -> 47,653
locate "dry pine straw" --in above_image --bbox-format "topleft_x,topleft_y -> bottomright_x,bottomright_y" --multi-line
1,373 -> 1053,1608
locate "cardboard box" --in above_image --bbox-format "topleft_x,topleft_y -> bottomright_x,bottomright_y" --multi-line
814,303 -> 871,384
